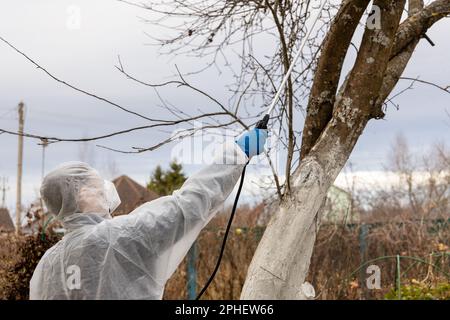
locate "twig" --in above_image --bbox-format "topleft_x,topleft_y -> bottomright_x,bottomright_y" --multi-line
400,76 -> 450,94
0,35 -> 167,123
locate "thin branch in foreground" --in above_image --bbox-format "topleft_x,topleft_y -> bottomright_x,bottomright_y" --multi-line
115,59 -> 250,130
400,76 -> 450,94
0,111 -> 230,145
97,119 -> 239,154
0,35 -> 169,123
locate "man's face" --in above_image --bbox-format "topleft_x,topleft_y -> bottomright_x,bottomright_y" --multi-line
77,175 -> 109,216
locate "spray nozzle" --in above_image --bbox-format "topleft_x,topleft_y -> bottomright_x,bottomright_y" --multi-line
255,114 -> 270,129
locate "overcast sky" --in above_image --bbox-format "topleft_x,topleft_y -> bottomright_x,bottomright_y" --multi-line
0,0 -> 449,213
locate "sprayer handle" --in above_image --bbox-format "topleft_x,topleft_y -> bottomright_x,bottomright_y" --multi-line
255,114 -> 270,129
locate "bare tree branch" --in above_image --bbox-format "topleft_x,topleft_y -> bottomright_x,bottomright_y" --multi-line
392,0 -> 450,59
0,111 -> 230,144
400,76 -> 450,94
300,0 -> 369,159
116,61 -> 250,129
97,119 -> 239,153
0,35 -> 165,123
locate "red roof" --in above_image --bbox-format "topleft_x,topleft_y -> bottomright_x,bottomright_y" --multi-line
112,175 -> 159,216
0,207 -> 14,231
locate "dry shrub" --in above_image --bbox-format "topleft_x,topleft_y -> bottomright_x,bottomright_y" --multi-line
0,231 -> 60,300
164,212 -> 448,300
308,219 -> 449,299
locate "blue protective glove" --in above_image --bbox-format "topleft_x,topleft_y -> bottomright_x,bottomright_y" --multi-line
235,128 -> 268,158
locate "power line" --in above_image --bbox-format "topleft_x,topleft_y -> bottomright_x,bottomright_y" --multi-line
1,177 -> 9,208
0,106 -> 17,119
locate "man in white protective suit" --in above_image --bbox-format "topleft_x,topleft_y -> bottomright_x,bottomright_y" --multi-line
29,128 -> 267,299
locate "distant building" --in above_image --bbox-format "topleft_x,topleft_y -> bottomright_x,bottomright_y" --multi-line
112,175 -> 159,216
322,185 -> 358,225
257,185 -> 358,226
0,207 -> 14,232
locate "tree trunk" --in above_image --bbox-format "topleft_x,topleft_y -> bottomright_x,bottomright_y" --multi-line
242,0 -> 450,299
240,129 -> 363,299
241,0 -> 407,299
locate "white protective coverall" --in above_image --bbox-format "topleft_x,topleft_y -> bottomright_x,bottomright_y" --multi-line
30,141 -> 248,299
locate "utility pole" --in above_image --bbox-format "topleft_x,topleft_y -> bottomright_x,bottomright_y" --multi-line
41,138 -> 48,181
40,138 -> 49,220
15,102 -> 25,235
1,177 -> 8,208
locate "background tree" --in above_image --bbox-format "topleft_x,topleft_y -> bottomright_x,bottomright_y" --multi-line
147,160 -> 187,196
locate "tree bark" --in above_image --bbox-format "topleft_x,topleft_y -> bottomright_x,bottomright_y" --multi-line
300,0 -> 369,159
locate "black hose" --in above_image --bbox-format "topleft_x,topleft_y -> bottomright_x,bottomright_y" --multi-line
196,164 -> 248,300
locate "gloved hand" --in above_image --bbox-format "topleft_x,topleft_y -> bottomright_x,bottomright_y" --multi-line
235,128 -> 268,158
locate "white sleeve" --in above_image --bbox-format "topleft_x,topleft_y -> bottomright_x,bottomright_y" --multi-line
107,141 -> 248,281
29,258 -> 44,300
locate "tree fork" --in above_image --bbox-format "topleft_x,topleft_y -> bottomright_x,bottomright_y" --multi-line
241,0 -> 407,299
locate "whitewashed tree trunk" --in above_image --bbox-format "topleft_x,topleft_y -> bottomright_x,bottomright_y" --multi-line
241,142 -> 348,299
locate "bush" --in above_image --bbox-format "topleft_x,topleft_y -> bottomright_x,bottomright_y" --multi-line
0,232 -> 60,300
385,281 -> 450,300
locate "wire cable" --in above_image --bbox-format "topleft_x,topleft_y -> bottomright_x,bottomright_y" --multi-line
196,164 -> 248,300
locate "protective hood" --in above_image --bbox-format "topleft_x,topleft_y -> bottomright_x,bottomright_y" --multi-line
40,161 -> 121,220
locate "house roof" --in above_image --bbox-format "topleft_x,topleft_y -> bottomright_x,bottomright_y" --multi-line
112,175 -> 159,216
0,207 -> 14,231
